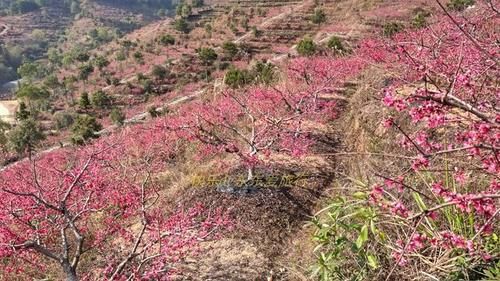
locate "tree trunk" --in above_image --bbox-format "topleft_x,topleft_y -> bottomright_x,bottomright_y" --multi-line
247,166 -> 254,181
63,263 -> 78,281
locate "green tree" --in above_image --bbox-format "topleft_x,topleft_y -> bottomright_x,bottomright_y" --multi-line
133,51 -> 144,64
8,118 -> 45,155
197,47 -> 218,65
78,64 -> 94,82
70,115 -> 102,145
192,0 -> 203,7
75,52 -> 90,63
16,84 -> 49,101
447,0 -> 475,11
79,92 -> 91,110
296,37 -> 316,56
311,8 -> 326,25
0,119 -> 10,152
158,34 -> 175,45
222,41 -> 239,60
253,61 -> 276,85
17,62 -> 41,81
94,56 -> 109,70
224,67 -> 253,89
152,65 -> 168,80
91,90 -> 112,109
15,102 -> 30,121
327,36 -> 348,55
174,18 -> 189,33
110,107 -> 125,126
382,22 -> 404,37
53,111 -> 75,130
47,48 -> 62,66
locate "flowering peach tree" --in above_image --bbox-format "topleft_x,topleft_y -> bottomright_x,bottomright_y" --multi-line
366,2 -> 499,278
312,2 -> 498,280
0,123 -> 231,280
167,57 -> 364,181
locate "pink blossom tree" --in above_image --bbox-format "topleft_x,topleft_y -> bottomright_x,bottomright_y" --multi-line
361,1 -> 499,276
0,123 -> 231,280
167,57 -> 364,181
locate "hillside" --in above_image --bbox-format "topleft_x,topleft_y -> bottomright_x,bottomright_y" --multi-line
0,0 -> 499,280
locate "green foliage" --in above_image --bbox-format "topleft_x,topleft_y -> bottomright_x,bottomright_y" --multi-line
447,0 -> 475,11
383,22 -> 404,37
251,26 -> 262,37
176,2 -> 192,18
173,18 -> 189,33
310,195 -> 382,281
8,118 -> 45,154
224,67 -> 253,89
148,106 -> 160,118
16,84 -> 49,102
192,0 -> 203,7
115,50 -> 127,61
152,65 -> 168,80
222,41 -> 239,60
110,107 -> 125,126
133,51 -> 144,63
311,8 -> 326,25
224,61 -> 276,89
15,102 -> 30,121
78,64 -> 94,81
297,37 -> 316,56
0,119 -> 11,152
88,27 -> 116,44
17,62 -> 45,80
53,111 -> 75,130
47,48 -> 62,66
75,52 -> 90,63
158,34 -> 175,45
43,74 -> 60,90
90,90 -> 112,109
141,79 -> 154,94
79,92 -> 90,110
197,47 -> 218,65
93,56 -> 109,70
253,61 -> 276,86
70,115 -> 102,145
9,0 -> 39,14
411,8 -> 431,29
327,36 -> 348,55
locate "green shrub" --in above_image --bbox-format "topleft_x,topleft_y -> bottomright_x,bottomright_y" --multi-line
224,67 -> 253,89
53,111 -> 75,130
327,36 -> 348,55
411,8 -> 431,28
447,0 -> 475,11
70,115 -> 102,145
297,37 -> 316,56
110,107 -> 125,126
197,47 -> 218,65
91,90 -> 112,109
79,92 -> 91,110
222,41 -> 239,60
382,22 -> 404,37
252,61 -> 276,86
174,18 -> 189,33
152,65 -> 168,80
311,8 -> 326,25
310,195 -> 383,281
8,118 -> 45,154
159,34 -> 175,45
